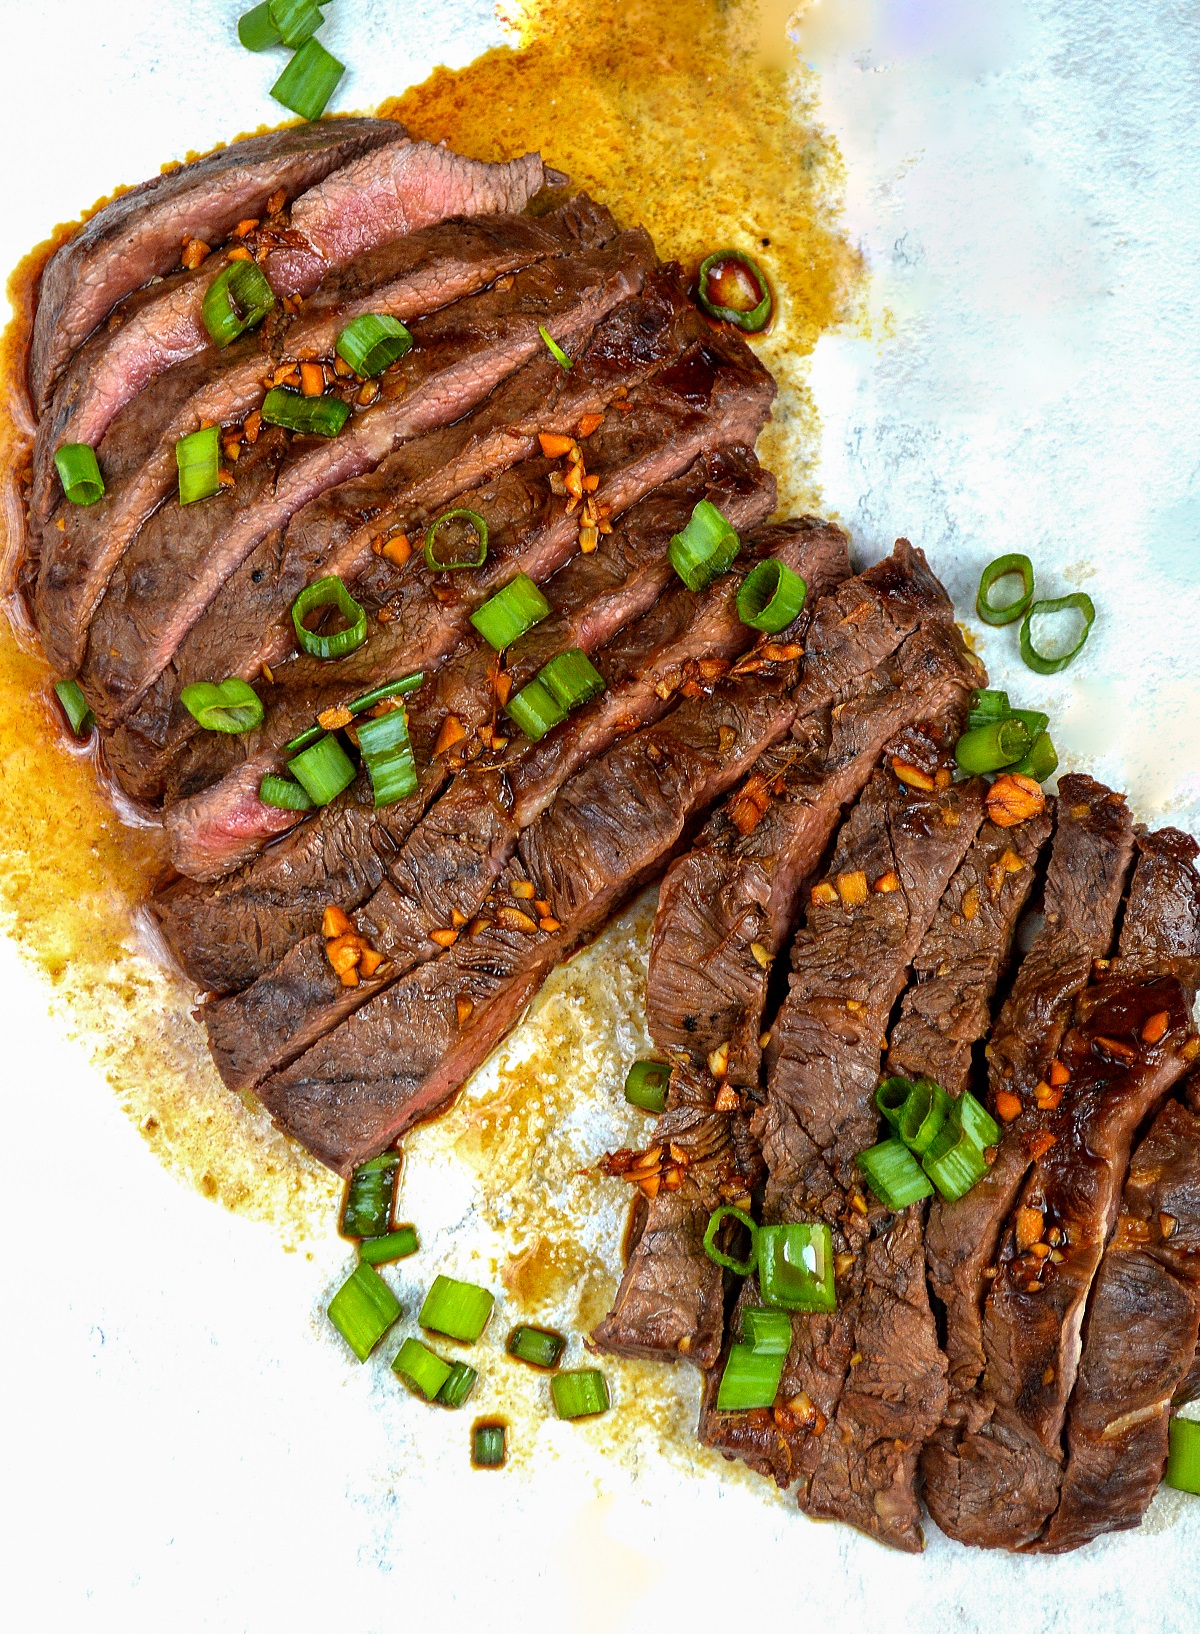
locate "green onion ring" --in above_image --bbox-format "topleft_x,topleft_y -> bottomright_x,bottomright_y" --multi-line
976,553 -> 1035,626
697,250 -> 773,332
287,733 -> 357,806
291,575 -> 368,660
538,324 -> 573,369
336,314 -> 413,377
175,424 -> 222,506
179,678 -> 264,734
283,673 -> 425,755
424,508 -> 489,572
258,774 -> 315,811
53,443 -> 105,506
268,0 -> 323,49
54,678 -> 95,736
1020,593 -> 1096,674
702,1204 -> 758,1276
201,259 -> 276,350
238,3 -> 282,50
954,716 -> 1032,776
271,37 -> 345,122
668,499 -> 742,592
261,387 -> 351,438
736,558 -> 807,633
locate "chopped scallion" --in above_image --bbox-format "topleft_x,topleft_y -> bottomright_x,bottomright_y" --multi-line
175,424 -> 222,506
201,259 -> 276,349
736,558 -> 807,633
954,717 -> 1031,776
668,500 -> 741,592
54,678 -> 94,736
419,1274 -> 494,1343
1012,731 -> 1059,783
357,706 -> 418,808
54,443 -> 104,506
291,575 -> 367,660
921,1092 -> 999,1201
857,1138 -> 934,1210
740,1306 -> 793,1356
392,1336 -> 453,1401
470,573 -> 551,651
623,1059 -> 670,1113
874,1075 -> 952,1156
506,1324 -> 566,1369
756,1222 -> 836,1313
716,1343 -> 785,1411
1020,593 -> 1095,675
505,678 -> 567,742
702,1205 -> 758,1276
538,324 -> 573,369
179,678 -> 264,734
287,733 -> 357,806
271,36 -> 345,121
436,1361 -> 479,1410
539,649 -> 605,712
976,553 -> 1035,627
258,773 -> 314,811
327,1262 -> 401,1361
269,0 -> 324,48
359,1226 -> 419,1266
341,1150 -> 401,1239
424,508 -> 488,572
1009,708 -> 1050,740
697,250 -> 773,333
1165,1416 -> 1200,1495
262,386 -> 351,438
346,673 -> 424,713
336,313 -> 413,377
967,688 -> 1011,728
238,3 -> 282,51
551,1369 -> 610,1420
472,1421 -> 507,1468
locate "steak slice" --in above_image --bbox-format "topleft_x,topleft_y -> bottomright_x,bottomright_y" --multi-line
1041,1096 -> 1200,1551
255,669 -> 807,1173
28,117 -> 404,413
77,230 -> 655,728
923,776 -> 1136,1404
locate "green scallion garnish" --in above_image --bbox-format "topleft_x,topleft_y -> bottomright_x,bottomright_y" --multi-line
756,1222 -> 836,1313
469,573 -> 551,651
551,1369 -> 610,1420
327,1262 -> 401,1362
262,386 -> 351,438
238,3 -> 282,50
668,500 -> 742,592
419,1275 -> 495,1343
505,678 -> 567,742
436,1361 -> 479,1410
875,1075 -> 952,1155
967,688 -> 1011,728
472,1421 -> 507,1467
258,773 -> 315,811
1012,731 -> 1059,783
336,313 -> 413,377
920,1092 -> 1000,1201
538,324 -> 573,369
715,1343 -> 785,1411
740,1306 -> 793,1356
175,424 -> 222,506
179,678 -> 264,734
857,1138 -> 934,1210
346,673 -> 424,713
976,553 -> 1035,627
623,1060 -> 670,1113
392,1336 -> 453,1401
201,259 -> 276,349
341,1151 -> 401,1240
359,1226 -> 419,1266
1009,708 -> 1050,739
356,705 -> 418,808
954,716 -> 1032,776
1020,593 -> 1096,675
424,508 -> 488,572
287,733 -> 357,806
54,443 -> 104,506
54,678 -> 94,736
697,250 -> 773,333
506,1324 -> 566,1370
291,575 -> 367,660
538,649 -> 605,712
702,1205 -> 758,1276
736,558 -> 807,633
269,0 -> 324,48
1165,1416 -> 1200,1494
271,36 -> 345,121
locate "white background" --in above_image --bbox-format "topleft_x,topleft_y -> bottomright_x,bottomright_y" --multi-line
2,3 -> 1198,1630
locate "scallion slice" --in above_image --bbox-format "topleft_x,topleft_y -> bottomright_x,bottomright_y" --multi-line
538,648 -> 606,711
436,1361 -> 479,1410
702,1205 -> 758,1276
505,679 -> 567,742
269,0 -> 324,48
623,1059 -> 670,1113
920,1092 -> 999,1202
291,575 -> 367,659
551,1369 -> 610,1420
697,250 -> 773,333
506,1324 -> 566,1370
359,1226 -> 419,1266
470,573 -> 551,651
668,500 -> 741,592
287,733 -> 357,805
262,386 -> 351,438
1012,731 -> 1059,783
238,3 -> 282,50
341,1150 -> 401,1239
857,1138 -> 934,1210
176,424 -> 222,506
956,1090 -> 1001,1151
424,508 -> 488,572
54,443 -> 104,505
179,678 -> 264,734
740,1306 -> 793,1356
1020,593 -> 1096,675
756,1222 -> 836,1313
54,678 -> 94,736
897,1078 -> 952,1155
1165,1416 -> 1200,1495
954,717 -> 1031,776
419,1274 -> 495,1343
1009,708 -> 1049,739
258,773 -> 314,811
976,553 -> 1035,627
337,313 -> 413,377
327,1262 -> 401,1361
201,259 -> 276,349
357,706 -> 418,808
538,324 -> 573,369
271,36 -> 345,121
346,673 -> 424,713
967,688 -> 1011,728
473,1421 -> 506,1467
736,558 -> 807,633
716,1343 -> 785,1411
392,1336 -> 453,1401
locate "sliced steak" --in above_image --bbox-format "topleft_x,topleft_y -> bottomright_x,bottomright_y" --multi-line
923,777 -> 1136,1404
1041,1096 -> 1200,1551
77,230 -> 655,728
29,118 -> 404,413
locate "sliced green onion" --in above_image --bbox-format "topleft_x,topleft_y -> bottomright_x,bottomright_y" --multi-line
288,733 -> 356,806
424,508 -> 488,572
736,558 -> 807,633
473,1421 -> 507,1467
258,773 -> 314,810
668,500 -> 741,592
716,1343 -> 785,1411
392,1336 -> 453,1401
470,573 -> 551,651
357,706 -> 418,808
341,1150 -> 401,1239
976,553 -> 1035,627
1165,1416 -> 1200,1495
437,1361 -> 479,1410
857,1138 -> 934,1210
921,1092 -> 999,1202
336,313 -> 413,377
1009,708 -> 1049,739
327,1262 -> 401,1362
238,4 -> 282,51
756,1222 -> 836,1313
896,1078 -> 953,1156
1012,731 -> 1059,783
954,717 -> 1031,776
271,36 -> 345,121
262,386 -> 351,438
54,443 -> 104,505
346,673 -> 424,713
419,1274 -> 494,1343
875,1076 -> 911,1129
1020,593 -> 1096,675
740,1306 -> 793,1356
538,324 -> 573,369
269,0 -> 324,48
179,678 -> 264,734
201,259 -> 276,349
54,678 -> 94,736
956,1090 -> 1000,1151
175,424 -> 222,505
623,1059 -> 670,1113
697,250 -> 772,333
539,649 -> 605,711
359,1226 -> 419,1266
506,1324 -> 566,1369
702,1205 -> 758,1276
291,575 -> 367,660
967,688 -> 1011,729
505,679 -> 567,742
551,1369 -> 610,1420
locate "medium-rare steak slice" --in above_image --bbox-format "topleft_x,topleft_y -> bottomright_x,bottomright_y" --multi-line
923,824 -> 1200,1551
255,669 -> 809,1173
77,230 -> 655,729
1041,1095 -> 1200,1551
923,776 -> 1136,1404
28,118 -> 405,413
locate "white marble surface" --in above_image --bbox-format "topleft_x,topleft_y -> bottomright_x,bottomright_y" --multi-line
2,3 -> 1198,1629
